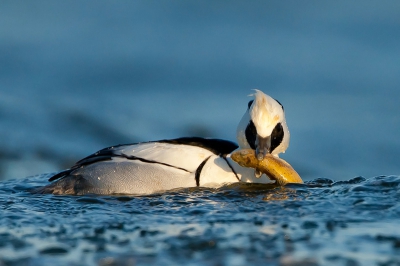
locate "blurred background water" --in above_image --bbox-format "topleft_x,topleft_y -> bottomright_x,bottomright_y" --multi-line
1,2 -> 400,265
0,0 -> 399,181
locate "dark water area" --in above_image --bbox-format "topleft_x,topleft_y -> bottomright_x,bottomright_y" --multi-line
1,174 -> 400,265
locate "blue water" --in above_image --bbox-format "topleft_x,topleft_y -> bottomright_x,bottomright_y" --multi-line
1,1 -> 400,265
1,174 -> 400,265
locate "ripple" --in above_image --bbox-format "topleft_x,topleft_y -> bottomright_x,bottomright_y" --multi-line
39,246 -> 69,255
1,174 -> 400,265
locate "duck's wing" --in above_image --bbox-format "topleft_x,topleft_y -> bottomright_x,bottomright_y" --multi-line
49,137 -> 238,182
48,143 -> 128,181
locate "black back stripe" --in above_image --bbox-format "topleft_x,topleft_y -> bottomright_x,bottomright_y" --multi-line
48,169 -> 74,182
75,155 -> 113,167
159,137 -> 238,156
120,154 -> 191,173
223,157 -> 240,182
49,155 -> 115,181
195,156 -> 211,186
48,154 -> 191,182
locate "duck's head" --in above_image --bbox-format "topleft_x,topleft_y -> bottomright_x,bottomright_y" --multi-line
236,90 -> 290,160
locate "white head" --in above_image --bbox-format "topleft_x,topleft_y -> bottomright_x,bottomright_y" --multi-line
236,90 -> 290,159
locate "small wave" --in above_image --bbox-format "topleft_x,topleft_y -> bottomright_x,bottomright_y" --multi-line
1,174 -> 400,265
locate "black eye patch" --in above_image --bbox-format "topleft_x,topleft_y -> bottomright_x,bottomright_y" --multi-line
247,100 -> 254,110
245,120 -> 256,150
270,123 -> 284,153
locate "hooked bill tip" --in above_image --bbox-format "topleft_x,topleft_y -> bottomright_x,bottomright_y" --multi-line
256,151 -> 265,161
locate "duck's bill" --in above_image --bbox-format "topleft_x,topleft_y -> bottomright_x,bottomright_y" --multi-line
231,149 -> 303,185
255,135 -> 271,160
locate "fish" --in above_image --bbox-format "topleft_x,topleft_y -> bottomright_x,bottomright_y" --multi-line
230,149 -> 303,185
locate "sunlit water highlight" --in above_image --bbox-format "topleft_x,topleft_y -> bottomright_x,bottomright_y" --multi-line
1,174 -> 399,265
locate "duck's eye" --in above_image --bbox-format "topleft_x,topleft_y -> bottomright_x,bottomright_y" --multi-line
247,100 -> 254,110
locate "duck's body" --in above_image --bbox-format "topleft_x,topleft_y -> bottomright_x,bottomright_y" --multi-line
36,90 -> 290,195
36,137 -> 271,195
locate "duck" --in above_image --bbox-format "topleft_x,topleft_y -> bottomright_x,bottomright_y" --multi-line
34,90 -> 290,195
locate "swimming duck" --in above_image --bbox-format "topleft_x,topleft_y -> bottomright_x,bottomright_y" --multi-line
35,90 -> 290,195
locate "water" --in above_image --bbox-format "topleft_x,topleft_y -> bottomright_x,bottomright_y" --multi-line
1,174 -> 400,265
1,1 -> 400,265
0,1 -> 400,181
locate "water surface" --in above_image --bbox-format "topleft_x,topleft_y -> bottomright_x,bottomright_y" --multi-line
1,1 -> 400,181
1,174 -> 399,265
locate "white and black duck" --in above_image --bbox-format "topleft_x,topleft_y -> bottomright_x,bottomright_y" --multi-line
35,90 -> 290,195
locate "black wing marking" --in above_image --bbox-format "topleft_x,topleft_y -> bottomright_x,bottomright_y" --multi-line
159,137 -> 238,156
49,145 -> 125,181
48,169 -> 76,182
195,156 -> 212,186
223,157 -> 240,182
118,154 -> 191,173
74,144 -> 127,165
49,137 -> 238,182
